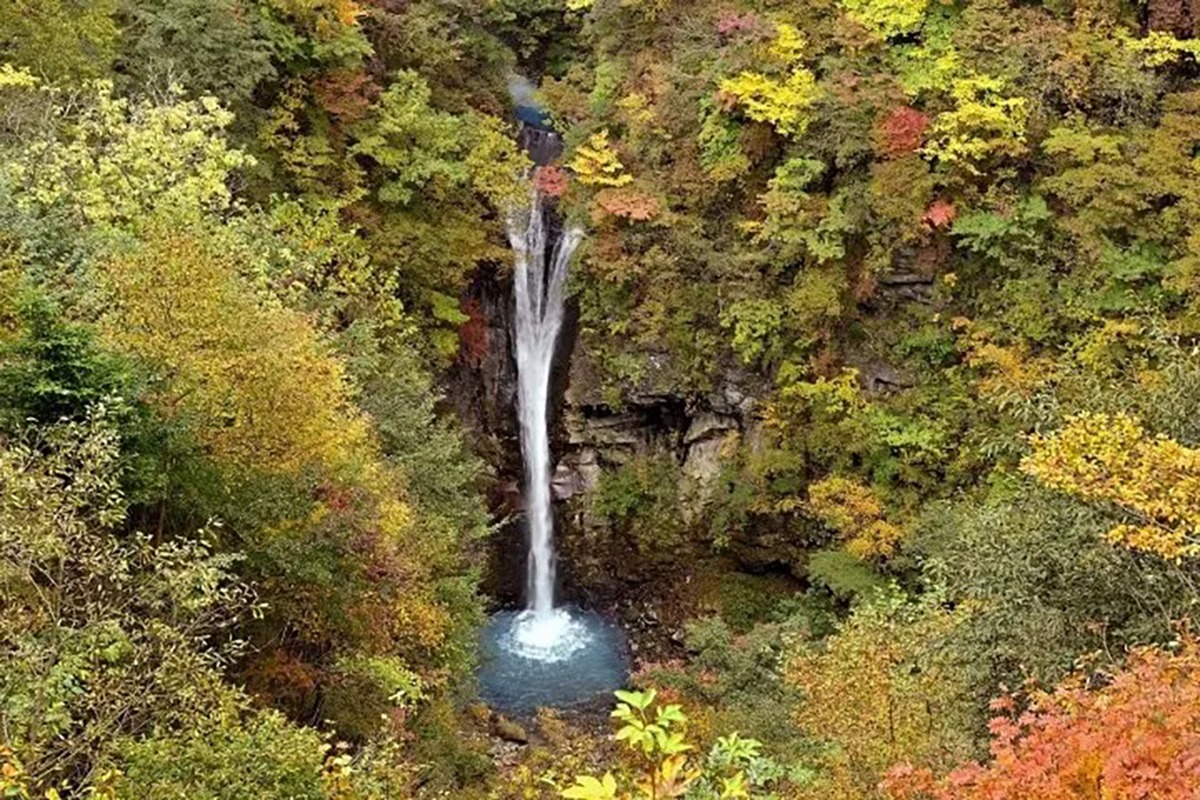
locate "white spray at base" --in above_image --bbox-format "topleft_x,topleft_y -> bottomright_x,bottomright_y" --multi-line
504,191 -> 588,662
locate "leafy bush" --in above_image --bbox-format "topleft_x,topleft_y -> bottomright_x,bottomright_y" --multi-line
914,484 -> 1199,697
787,591 -> 979,799
560,689 -> 800,799
116,714 -> 327,800
0,407 -> 251,793
590,454 -> 688,559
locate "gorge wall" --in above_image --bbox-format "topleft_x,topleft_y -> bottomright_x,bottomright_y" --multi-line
448,249 -> 937,609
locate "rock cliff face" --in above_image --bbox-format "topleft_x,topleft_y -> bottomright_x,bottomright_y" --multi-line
554,343 -> 756,514
552,345 -> 763,599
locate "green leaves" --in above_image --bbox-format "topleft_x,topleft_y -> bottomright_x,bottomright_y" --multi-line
612,688 -> 692,757
563,689 -> 792,798
923,75 -> 1029,174
350,70 -> 526,207
121,0 -> 276,105
952,195 -> 1050,263
0,408 -> 259,791
614,688 -> 656,710
2,83 -> 251,228
841,0 -> 930,39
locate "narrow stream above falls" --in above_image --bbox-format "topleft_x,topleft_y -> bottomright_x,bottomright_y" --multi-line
477,78 -> 628,713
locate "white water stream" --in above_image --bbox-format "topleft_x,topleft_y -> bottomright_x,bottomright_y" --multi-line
505,191 -> 586,659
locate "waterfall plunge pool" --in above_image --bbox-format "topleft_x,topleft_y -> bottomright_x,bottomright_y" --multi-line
477,608 -> 629,713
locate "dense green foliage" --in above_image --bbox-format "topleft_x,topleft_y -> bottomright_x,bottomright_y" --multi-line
5,1 -> 1200,798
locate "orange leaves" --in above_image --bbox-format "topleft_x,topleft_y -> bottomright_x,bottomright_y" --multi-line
457,297 -> 489,367
878,106 -> 930,158
593,188 -> 662,222
884,636 -> 1200,800
923,201 -> 956,229
313,68 -> 380,122
1022,413 -> 1200,560
332,0 -> 362,26
533,165 -> 569,197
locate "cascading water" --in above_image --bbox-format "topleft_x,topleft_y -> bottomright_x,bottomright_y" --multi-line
511,197 -> 581,619
501,193 -> 590,662
477,79 -> 628,712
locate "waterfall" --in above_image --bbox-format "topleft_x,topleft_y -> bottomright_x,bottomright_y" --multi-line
510,194 -> 582,615
476,155 -> 631,705
504,191 -> 586,659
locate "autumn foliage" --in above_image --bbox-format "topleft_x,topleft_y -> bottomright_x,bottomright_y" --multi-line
878,106 -> 930,157
884,636 -> 1200,800
594,187 -> 661,222
806,476 -> 904,558
1022,413 -> 1200,560
534,164 -> 570,197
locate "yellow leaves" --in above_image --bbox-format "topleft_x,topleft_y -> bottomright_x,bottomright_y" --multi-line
719,23 -> 819,138
332,0 -> 363,26
958,323 -> 1055,401
99,223 -> 474,663
966,342 -> 1054,398
640,754 -> 699,798
570,130 -> 633,187
788,593 -> 974,798
616,92 -> 657,129
0,746 -> 31,799
841,0 -> 929,39
1072,318 -> 1146,377
771,368 -> 865,433
807,477 -> 904,558
1125,30 -> 1200,67
923,76 -> 1028,173
99,223 -> 374,480
0,64 -> 38,89
769,23 -> 808,65
5,84 -> 251,228
719,70 -> 819,139
1022,413 -> 1200,560
563,690 -> 738,800
394,592 -> 451,651
560,773 -> 617,799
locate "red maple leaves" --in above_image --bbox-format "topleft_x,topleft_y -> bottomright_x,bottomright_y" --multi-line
457,297 -> 489,367
883,636 -> 1200,800
923,200 -> 957,230
717,11 -> 764,37
533,165 -> 569,197
879,106 -> 930,158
